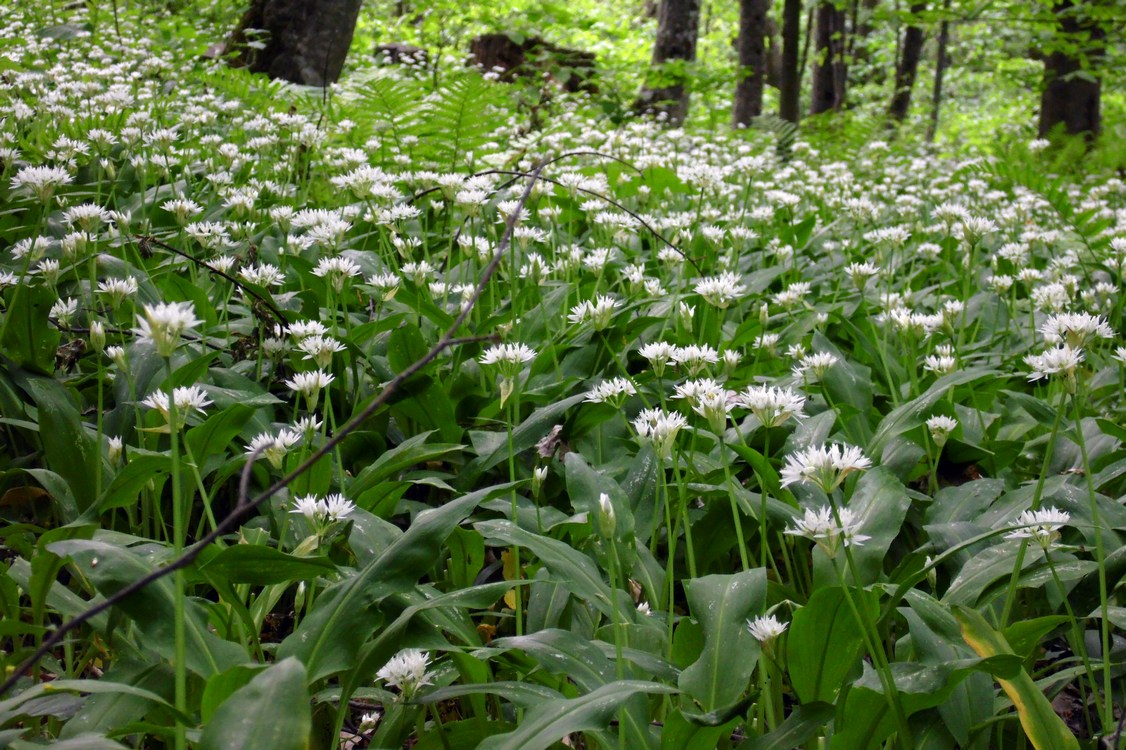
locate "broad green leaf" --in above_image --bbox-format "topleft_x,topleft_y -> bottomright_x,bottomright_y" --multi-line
47,539 -> 246,677
459,393 -> 586,485
277,487 -> 489,680
59,661 -> 175,739
474,520 -> 617,619
814,467 -> 910,587
199,658 -> 310,750
679,569 -> 766,712
98,453 -> 169,512
787,585 -> 876,704
417,681 -> 561,708
0,284 -> 59,374
25,377 -> 98,513
737,701 -> 834,750
348,430 -> 463,497
954,607 -> 1080,750
184,402 -> 256,476
477,680 -> 676,750
200,545 -> 338,585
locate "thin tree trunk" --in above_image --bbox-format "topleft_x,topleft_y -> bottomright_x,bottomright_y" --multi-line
228,0 -> 363,85
888,1 -> 926,122
810,2 -> 846,114
925,0 -> 950,141
1038,0 -> 1103,140
778,0 -> 802,123
733,0 -> 771,126
634,0 -> 702,125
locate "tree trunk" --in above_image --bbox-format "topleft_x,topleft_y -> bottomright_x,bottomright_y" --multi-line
778,0 -> 802,123
809,2 -> 847,114
1038,0 -> 1104,140
227,0 -> 363,86
634,0 -> 701,125
733,0 -> 771,126
887,2 -> 926,122
925,0 -> 951,141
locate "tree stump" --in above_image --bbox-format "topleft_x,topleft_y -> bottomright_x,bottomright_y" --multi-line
227,0 -> 363,86
467,33 -> 596,92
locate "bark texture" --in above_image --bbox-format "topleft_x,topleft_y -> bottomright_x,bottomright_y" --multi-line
888,2 -> 927,122
1038,0 -> 1104,139
733,0 -> 770,126
634,0 -> 701,124
778,0 -> 802,123
809,1 -> 847,114
926,0 -> 952,142
228,0 -> 363,86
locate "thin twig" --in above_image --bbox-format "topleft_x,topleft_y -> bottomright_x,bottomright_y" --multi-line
136,234 -> 287,324
0,164 -> 547,700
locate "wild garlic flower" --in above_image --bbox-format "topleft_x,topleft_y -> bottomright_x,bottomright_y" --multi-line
1005,507 -> 1070,549
737,385 -> 807,428
923,344 -> 957,375
141,385 -> 212,430
845,261 -> 879,288
568,294 -> 620,330
287,320 -> 329,340
290,492 -> 355,529
792,352 -> 838,381
633,408 -> 688,460
747,614 -> 788,644
480,343 -> 536,405
134,301 -> 202,357
694,271 -> 746,308
674,378 -> 733,434
10,165 -> 72,202
671,344 -> 718,376
285,370 -> 335,410
1025,345 -> 1083,384
313,256 -> 362,292
50,298 -> 78,327
598,492 -> 616,535
297,335 -> 346,369
245,429 -> 302,469
638,341 -> 676,377
63,203 -> 110,232
479,343 -> 536,377
926,415 -> 958,447
780,444 -> 872,493
583,377 -> 637,407
785,506 -> 870,558
376,649 -> 432,700
1039,312 -> 1113,348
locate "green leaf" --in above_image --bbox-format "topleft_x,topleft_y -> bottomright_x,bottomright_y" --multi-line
954,607 -> 1080,750
348,431 -> 463,498
0,284 -> 59,374
737,701 -> 834,750
47,539 -> 246,677
418,681 -> 561,708
200,664 -> 268,724
277,487 -> 490,680
98,453 -> 170,512
474,520 -> 617,619
459,394 -> 586,485
25,377 -> 98,513
199,658 -> 310,750
679,569 -> 766,712
200,545 -> 338,585
814,467 -> 910,586
787,585 -> 876,704
184,403 -> 256,476
477,680 -> 676,750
